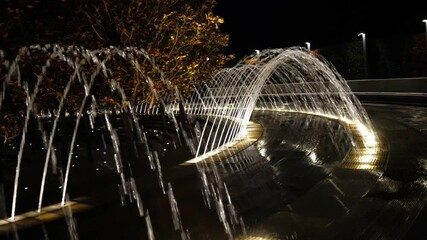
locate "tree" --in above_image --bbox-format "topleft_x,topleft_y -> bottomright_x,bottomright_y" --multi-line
67,0 -> 233,101
0,0 -> 234,143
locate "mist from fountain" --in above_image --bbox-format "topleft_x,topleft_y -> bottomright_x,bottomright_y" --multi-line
0,45 -> 377,240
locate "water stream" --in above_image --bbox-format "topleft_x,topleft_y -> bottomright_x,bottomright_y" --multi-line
0,45 -> 377,239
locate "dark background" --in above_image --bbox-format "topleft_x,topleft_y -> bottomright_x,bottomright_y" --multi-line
214,0 -> 427,58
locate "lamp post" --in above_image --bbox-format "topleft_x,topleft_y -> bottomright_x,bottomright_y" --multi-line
305,42 -> 311,51
358,32 -> 368,78
423,20 -> 427,50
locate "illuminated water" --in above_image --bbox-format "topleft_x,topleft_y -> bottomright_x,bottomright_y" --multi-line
0,46 -> 378,239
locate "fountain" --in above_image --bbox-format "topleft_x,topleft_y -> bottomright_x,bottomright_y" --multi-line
0,45 -> 381,239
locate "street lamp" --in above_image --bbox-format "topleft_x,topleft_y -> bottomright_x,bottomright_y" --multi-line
358,32 -> 368,78
423,20 -> 427,50
305,42 -> 311,51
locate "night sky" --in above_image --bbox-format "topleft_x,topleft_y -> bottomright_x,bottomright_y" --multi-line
214,0 -> 427,59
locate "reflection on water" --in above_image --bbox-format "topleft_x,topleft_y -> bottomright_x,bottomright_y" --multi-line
255,111 -> 351,166
199,110 -> 352,236
0,111 -> 353,239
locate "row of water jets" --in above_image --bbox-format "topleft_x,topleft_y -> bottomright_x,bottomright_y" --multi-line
0,45 -> 376,239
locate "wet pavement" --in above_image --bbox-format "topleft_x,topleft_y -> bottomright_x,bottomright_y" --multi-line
1,103 -> 427,239
247,104 -> 427,240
